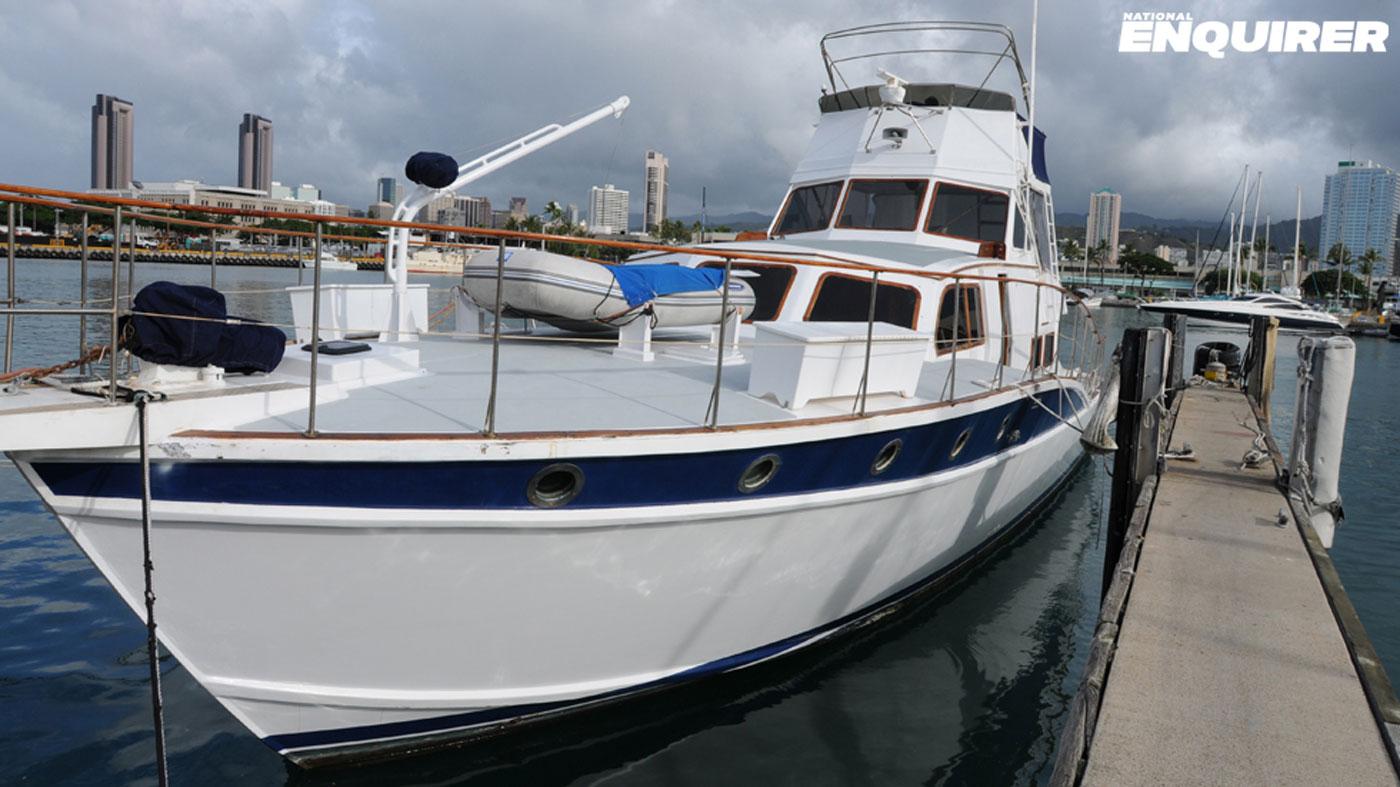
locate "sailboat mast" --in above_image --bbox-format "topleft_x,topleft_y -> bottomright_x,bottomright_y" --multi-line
1263,214 -> 1270,291
1228,211 -> 1236,294
1194,229 -> 1200,295
1247,172 -> 1263,292
1231,165 -> 1249,294
1292,185 -> 1303,292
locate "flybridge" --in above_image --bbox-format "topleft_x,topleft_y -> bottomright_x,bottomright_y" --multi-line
1119,17 -> 1388,58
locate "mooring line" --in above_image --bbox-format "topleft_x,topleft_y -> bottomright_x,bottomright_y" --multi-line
135,391 -> 170,787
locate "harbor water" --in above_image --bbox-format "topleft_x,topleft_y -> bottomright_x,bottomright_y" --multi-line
1,260 -> 1395,785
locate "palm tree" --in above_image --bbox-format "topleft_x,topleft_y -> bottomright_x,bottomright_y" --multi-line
1326,243 -> 1353,305
1091,240 -> 1111,287
1358,249 -> 1379,311
1059,238 -> 1082,266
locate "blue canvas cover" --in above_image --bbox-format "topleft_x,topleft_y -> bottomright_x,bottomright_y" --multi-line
607,264 -> 725,308
1018,121 -> 1050,183
123,281 -> 286,374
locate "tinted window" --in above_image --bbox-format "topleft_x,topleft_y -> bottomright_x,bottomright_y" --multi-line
836,180 -> 927,230
935,284 -> 985,353
699,262 -> 795,322
806,274 -> 919,328
926,184 -> 1009,242
775,181 -> 843,235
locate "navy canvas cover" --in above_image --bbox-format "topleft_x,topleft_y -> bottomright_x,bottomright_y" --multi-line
405,152 -> 460,189
123,281 -> 285,373
607,264 -> 725,308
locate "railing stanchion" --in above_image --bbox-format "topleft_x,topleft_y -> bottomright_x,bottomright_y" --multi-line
704,257 -> 734,429
483,238 -> 506,436
305,223 -> 323,437
1027,282 -> 1042,380
127,221 -> 136,304
296,236 -> 304,286
4,202 -> 15,373
79,212 -> 90,373
948,276 -> 960,401
1076,306 -> 1088,376
108,206 -> 121,403
856,269 -> 879,416
209,229 -> 217,288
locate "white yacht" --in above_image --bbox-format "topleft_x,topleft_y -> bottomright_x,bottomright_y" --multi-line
1139,292 -> 1343,332
0,22 -> 1100,766
301,248 -> 357,271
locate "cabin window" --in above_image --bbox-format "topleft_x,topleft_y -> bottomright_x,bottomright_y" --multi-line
805,273 -> 920,329
926,183 -> 1009,243
935,283 -> 985,354
774,181 -> 843,235
1030,332 -> 1057,370
699,261 -> 796,322
835,180 -> 928,231
1026,189 -> 1054,270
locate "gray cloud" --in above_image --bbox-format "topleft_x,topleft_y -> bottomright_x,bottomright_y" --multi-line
1,0 -> 1395,222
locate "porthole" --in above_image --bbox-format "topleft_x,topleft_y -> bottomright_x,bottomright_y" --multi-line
996,414 -> 1014,441
527,463 -> 584,508
871,438 -> 902,476
738,454 -> 781,494
949,428 -> 973,460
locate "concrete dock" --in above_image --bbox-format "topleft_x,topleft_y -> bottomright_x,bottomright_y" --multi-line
1080,386 -> 1397,785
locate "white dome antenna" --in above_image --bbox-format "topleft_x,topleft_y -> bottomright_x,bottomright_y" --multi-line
877,68 -> 908,105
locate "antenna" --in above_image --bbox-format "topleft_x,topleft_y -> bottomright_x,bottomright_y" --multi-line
876,68 -> 908,105
1028,0 -> 1040,142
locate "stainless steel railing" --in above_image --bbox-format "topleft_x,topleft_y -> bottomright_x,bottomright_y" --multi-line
0,185 -> 1105,438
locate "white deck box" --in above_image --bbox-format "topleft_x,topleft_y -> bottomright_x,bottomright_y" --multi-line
287,283 -> 429,343
747,321 -> 930,409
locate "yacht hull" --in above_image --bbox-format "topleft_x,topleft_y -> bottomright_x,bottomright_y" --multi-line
13,384 -> 1086,766
1138,301 -> 1343,332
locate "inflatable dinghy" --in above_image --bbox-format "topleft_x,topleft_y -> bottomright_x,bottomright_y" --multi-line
462,249 -> 755,332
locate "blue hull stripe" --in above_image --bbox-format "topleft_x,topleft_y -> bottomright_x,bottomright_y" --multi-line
32,389 -> 1084,510
263,455 -> 1087,754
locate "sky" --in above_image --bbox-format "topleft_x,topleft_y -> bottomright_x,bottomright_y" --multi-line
1,0 -> 1396,223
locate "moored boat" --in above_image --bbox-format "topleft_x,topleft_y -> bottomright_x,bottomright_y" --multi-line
1139,292 -> 1343,332
0,20 -> 1101,767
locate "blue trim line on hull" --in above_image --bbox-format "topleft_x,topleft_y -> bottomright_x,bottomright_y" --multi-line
32,390 -> 1085,510
264,452 -> 1087,755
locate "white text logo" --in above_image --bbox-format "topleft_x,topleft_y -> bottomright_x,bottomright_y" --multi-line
1119,14 -> 1388,58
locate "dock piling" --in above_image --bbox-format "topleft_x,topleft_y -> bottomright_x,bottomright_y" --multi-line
1103,327 -> 1168,597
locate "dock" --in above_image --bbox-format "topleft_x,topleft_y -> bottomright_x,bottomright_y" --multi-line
1054,322 -> 1400,785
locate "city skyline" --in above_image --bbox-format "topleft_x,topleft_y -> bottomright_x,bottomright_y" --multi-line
10,2 -> 1392,224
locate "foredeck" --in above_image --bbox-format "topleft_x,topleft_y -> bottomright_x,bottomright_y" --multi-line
235,335 -> 1012,435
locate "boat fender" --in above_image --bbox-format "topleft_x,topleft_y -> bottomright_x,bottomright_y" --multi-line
405,152 -> 459,189
1080,359 -> 1120,453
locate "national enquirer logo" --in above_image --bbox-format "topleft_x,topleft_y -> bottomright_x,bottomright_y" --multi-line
1119,13 -> 1388,58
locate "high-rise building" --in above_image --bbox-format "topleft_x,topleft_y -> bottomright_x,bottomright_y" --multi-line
91,94 -> 134,190
462,196 -> 491,227
237,113 -> 273,192
376,177 -> 400,206
566,203 -> 580,227
589,184 -> 629,235
1319,160 -> 1400,278
509,197 -> 528,221
1086,189 -> 1122,265
644,150 -> 669,231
